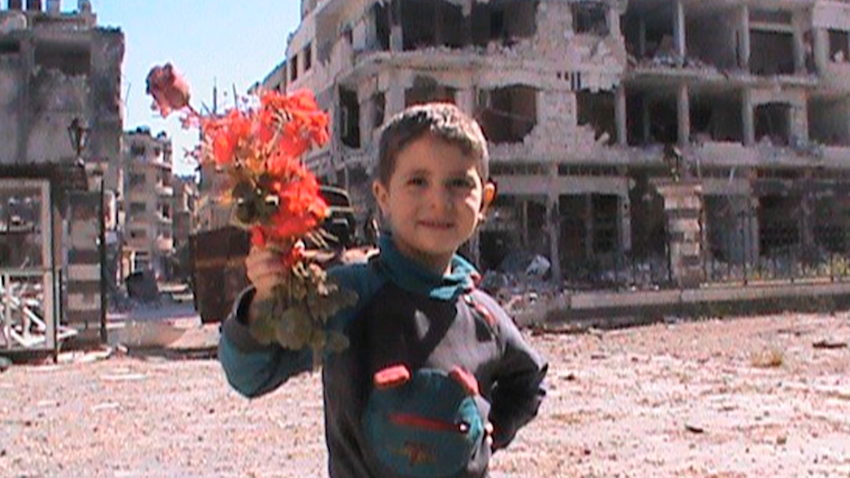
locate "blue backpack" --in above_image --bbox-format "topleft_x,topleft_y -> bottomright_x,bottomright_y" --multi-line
362,365 -> 486,478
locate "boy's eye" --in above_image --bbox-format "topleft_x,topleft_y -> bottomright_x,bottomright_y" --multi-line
406,176 -> 427,187
448,177 -> 475,189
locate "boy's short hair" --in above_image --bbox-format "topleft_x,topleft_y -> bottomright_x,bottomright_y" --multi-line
376,103 -> 489,185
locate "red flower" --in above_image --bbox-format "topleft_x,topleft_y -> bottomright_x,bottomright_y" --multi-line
145,63 -> 191,117
146,66 -> 331,244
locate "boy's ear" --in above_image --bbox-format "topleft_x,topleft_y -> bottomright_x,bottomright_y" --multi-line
480,180 -> 497,216
372,180 -> 390,217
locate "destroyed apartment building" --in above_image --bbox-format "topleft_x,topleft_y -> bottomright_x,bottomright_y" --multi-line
0,0 -> 124,354
251,0 -> 850,290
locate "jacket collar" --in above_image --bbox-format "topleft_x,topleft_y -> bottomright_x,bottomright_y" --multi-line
377,235 -> 477,301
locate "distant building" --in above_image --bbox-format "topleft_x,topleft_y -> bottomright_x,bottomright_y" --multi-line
121,128 -> 176,281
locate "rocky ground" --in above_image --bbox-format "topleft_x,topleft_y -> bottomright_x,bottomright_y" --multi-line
1,309 -> 849,478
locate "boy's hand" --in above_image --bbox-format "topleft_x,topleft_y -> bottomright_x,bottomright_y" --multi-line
245,245 -> 288,316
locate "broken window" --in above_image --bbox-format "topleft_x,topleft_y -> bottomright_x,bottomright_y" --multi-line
372,2 -> 391,51
812,196 -> 850,253
402,0 -> 436,50
0,41 -> 20,55
471,1 -> 538,47
576,91 -> 616,145
372,93 -> 386,130
572,2 -> 609,36
476,85 -> 537,144
829,30 -> 850,63
623,2 -> 675,61
592,194 -> 619,254
749,31 -> 795,75
129,173 -> 146,187
704,195 -> 753,264
0,187 -> 45,269
626,90 -> 678,146
129,202 -> 146,215
629,173 -> 667,259
401,0 -> 465,50
339,87 -> 360,148
689,93 -> 744,144
808,98 -> 850,146
685,12 -> 740,69
34,44 -> 90,76
754,103 -> 791,146
405,76 -> 456,107
303,43 -> 312,71
758,194 -> 800,255
290,54 -> 299,82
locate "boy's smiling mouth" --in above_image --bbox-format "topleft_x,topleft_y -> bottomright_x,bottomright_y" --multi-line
418,219 -> 454,230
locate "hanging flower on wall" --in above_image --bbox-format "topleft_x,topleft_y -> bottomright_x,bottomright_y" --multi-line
146,63 -> 356,367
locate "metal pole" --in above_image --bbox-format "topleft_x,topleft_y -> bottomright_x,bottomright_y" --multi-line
99,177 -> 107,343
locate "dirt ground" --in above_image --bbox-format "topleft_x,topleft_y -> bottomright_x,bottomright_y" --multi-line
2,311 -> 849,478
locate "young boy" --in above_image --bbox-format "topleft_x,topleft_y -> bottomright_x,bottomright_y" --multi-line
219,103 -> 548,478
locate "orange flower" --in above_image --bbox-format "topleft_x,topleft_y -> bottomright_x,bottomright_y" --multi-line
145,63 -> 191,117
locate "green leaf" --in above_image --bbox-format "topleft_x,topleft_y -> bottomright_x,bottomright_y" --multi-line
325,331 -> 350,353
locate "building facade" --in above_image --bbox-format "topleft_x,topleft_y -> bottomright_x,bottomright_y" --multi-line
261,0 -> 850,288
120,128 -> 179,281
0,0 -> 124,344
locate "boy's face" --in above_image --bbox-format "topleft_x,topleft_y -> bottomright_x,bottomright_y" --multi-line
373,134 -> 495,273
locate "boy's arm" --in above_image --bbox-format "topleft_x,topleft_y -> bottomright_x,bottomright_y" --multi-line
486,299 -> 548,451
218,287 -> 313,398
218,262 -> 382,399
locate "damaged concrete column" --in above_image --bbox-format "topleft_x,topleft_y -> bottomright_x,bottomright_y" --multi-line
359,96 -> 373,148
674,0 -> 686,64
456,88 -> 475,118
547,165 -> 562,284
386,72 -> 405,118
742,88 -> 754,146
521,199 -> 529,248
389,0 -> 403,52
607,6 -> 621,38
547,194 -> 562,285
738,5 -> 750,70
813,28 -> 829,75
792,12 -> 806,74
619,185 -> 632,253
616,85 -> 627,146
656,181 -> 703,288
800,169 -> 815,259
677,83 -> 690,147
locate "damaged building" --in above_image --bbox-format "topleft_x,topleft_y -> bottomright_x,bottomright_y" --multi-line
0,0 -> 124,351
256,0 -> 850,290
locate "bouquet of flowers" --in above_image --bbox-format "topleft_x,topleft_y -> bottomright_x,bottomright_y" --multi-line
146,63 -> 357,367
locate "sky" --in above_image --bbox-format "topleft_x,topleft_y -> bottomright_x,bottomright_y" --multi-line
94,0 -> 302,176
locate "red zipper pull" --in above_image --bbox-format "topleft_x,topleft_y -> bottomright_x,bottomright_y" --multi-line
374,364 -> 410,390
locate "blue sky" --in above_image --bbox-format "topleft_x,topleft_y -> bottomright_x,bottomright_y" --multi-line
94,0 -> 301,175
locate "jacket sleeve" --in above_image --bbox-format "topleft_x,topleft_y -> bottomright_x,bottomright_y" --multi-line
218,287 -> 313,399
218,262 -> 380,399
485,298 -> 548,451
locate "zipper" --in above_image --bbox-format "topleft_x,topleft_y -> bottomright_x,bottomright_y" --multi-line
388,412 -> 470,434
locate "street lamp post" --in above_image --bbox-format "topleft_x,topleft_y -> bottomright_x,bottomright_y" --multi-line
68,118 -> 107,342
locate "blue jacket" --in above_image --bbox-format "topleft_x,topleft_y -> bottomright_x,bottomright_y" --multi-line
219,236 -> 547,478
